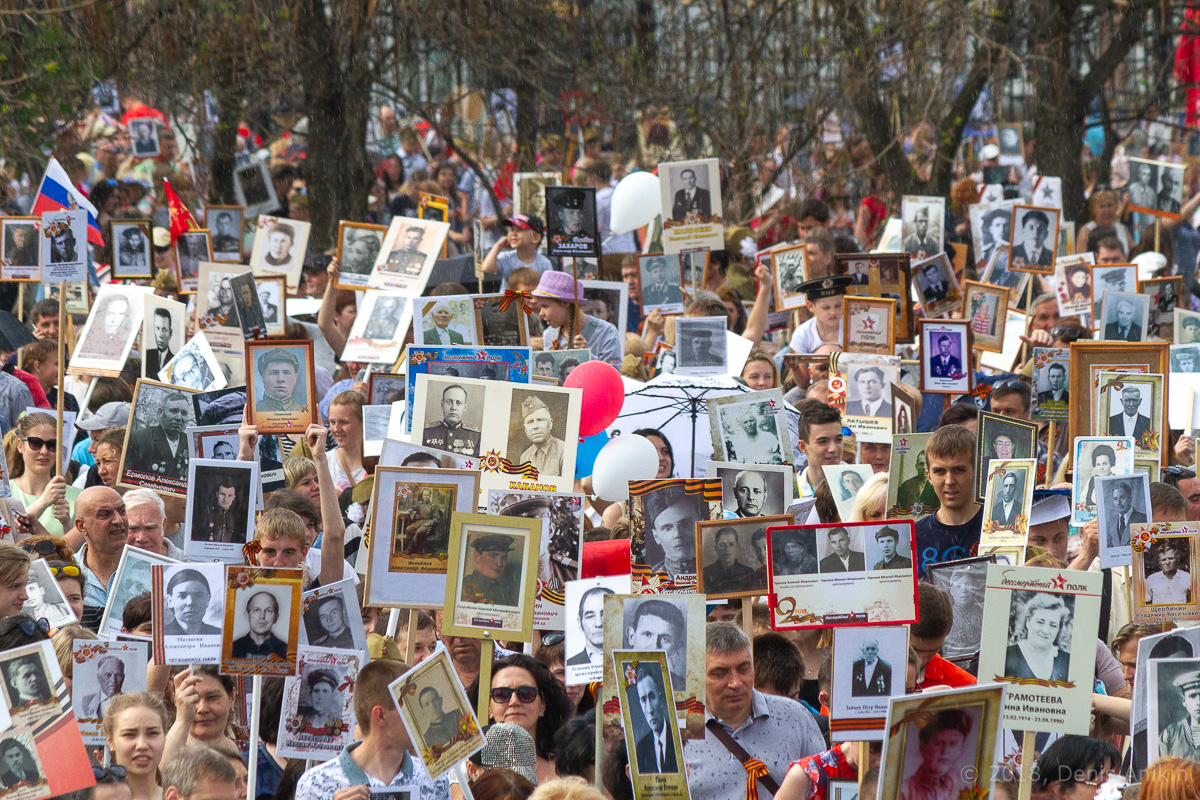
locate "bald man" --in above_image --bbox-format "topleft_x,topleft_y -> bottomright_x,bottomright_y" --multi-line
73,487 -> 129,628
732,471 -> 769,517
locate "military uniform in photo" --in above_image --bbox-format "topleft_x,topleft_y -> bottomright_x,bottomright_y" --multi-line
129,421 -> 189,479
257,349 -> 304,412
460,535 -> 521,606
1159,670 -> 1200,760
423,421 -> 480,456
517,395 -> 566,476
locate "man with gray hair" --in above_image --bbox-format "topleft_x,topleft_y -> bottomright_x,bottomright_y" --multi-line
683,622 -> 824,799
162,745 -> 239,800
124,488 -> 183,559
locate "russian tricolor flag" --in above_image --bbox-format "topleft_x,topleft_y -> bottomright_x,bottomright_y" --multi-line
30,157 -> 103,246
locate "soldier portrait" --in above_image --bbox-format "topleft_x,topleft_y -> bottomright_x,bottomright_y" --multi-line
248,342 -> 317,433
421,380 -> 484,457
76,290 -> 137,363
381,223 -> 431,276
417,686 -> 466,751
112,221 -> 151,278
506,390 -> 570,479
122,383 -> 196,492
190,463 -> 253,546
390,483 -> 455,564
206,207 -> 243,262
459,531 -> 524,608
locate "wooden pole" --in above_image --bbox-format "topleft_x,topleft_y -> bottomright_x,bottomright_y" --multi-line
1018,730 -> 1035,800
54,283 -> 66,478
476,638 -> 495,724
741,598 -> 753,646
404,608 -> 418,665
1154,217 -> 1162,254
569,258 -> 578,346
858,742 -> 868,786
1044,420 -> 1055,487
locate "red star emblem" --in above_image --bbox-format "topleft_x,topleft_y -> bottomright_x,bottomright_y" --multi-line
464,460 -> 473,468
862,315 -> 876,330
1051,574 -> 1067,590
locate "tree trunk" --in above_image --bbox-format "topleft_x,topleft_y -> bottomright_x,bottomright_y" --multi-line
304,82 -> 372,251
1034,98 -> 1087,221
208,84 -> 243,205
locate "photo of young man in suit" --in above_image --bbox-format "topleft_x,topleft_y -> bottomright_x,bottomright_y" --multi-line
632,664 -> 678,774
989,472 -> 1023,528
818,527 -> 865,573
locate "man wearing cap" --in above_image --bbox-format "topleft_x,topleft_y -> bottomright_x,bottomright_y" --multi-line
703,527 -> 755,594
425,301 -> 465,345
772,530 -> 817,575
264,221 -> 296,270
419,687 -> 464,750
482,214 -> 552,291
164,568 -> 221,635
515,395 -> 566,476
788,275 -> 853,354
399,487 -> 446,556
1146,543 -> 1189,605
120,226 -> 148,268
929,335 -> 962,378
872,526 -> 912,570
685,327 -> 721,366
646,488 -> 702,581
143,308 -> 176,378
259,286 -> 279,324
423,384 -> 481,456
1159,670 -> 1200,759
383,225 -> 428,276
641,256 -> 679,307
256,348 -> 304,412
533,271 -> 622,367
553,188 -> 590,239
128,392 -> 190,480
904,206 -> 937,257
461,534 -> 520,606
671,168 -> 711,222
212,211 -> 239,256
302,669 -> 342,733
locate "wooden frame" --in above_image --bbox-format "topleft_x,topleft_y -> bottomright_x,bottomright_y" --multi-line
1008,204 -> 1060,274
245,339 -> 318,434
961,280 -> 1008,353
842,295 -> 896,356
918,318 -> 973,395
770,243 -> 808,312
108,220 -> 153,280
335,220 -> 388,290
974,412 -> 1039,502
441,512 -> 541,641
1068,340 -> 1170,461
694,515 -> 793,600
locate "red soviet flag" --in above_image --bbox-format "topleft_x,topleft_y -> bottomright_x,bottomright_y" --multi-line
163,178 -> 198,244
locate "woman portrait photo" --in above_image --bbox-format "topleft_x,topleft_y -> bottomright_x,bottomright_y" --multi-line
977,208 -> 1010,268
1064,261 -> 1091,300
1003,591 -> 1073,683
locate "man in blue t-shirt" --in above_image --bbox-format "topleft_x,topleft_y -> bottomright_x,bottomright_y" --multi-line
913,424 -> 983,577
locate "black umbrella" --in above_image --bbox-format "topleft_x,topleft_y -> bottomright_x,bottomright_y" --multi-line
0,310 -> 37,352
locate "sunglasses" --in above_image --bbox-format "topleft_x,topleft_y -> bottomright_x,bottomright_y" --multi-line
20,436 -> 56,453
48,564 -> 81,578
93,765 -> 128,781
1049,324 -> 1086,342
541,632 -> 565,647
19,540 -> 57,557
11,618 -> 50,638
490,686 -> 539,705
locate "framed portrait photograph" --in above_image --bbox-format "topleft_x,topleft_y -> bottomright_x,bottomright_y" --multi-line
979,245 -> 1029,303
0,216 -> 39,282
544,185 -> 600,257
441,512 -> 541,640
1053,253 -> 1095,319
973,412 -> 1038,503
924,555 -> 998,662
919,319 -> 971,394
1099,291 -> 1151,342
1091,264 -> 1138,326
708,389 -> 790,465
205,205 -> 244,263
335,221 -> 387,289
151,562 -> 225,665
997,124 -> 1024,162
1068,340 -> 1168,445
878,685 -> 1005,800
696,516 -> 792,599
840,253 -> 913,341
1132,526 -> 1200,624
977,563 -> 1102,733
601,593 -> 708,741
1147,658 -> 1200,764
563,574 -> 632,686
298,579 -> 368,654
414,296 -> 478,347
379,440 -> 475,472
108,220 -> 152,280
389,649 -> 485,780
277,646 -> 361,760
1096,371 -> 1165,462
830,625 -> 908,741
674,316 -> 727,376
245,339 -> 318,434
970,200 -> 1015,269
364,466 -> 479,609
705,460 -> 793,518
369,372 -> 407,406
70,284 -> 149,377
173,229 -> 212,293
767,521 -> 918,630
160,332 -> 226,392
1030,347 -> 1070,421
638,253 -> 685,315
342,290 -> 411,365
72,640 -> 148,744
233,159 -> 280,219
195,261 -> 250,334
403,345 -> 530,432
1071,436 -> 1135,525
21,558 -> 75,629
182,458 -> 260,562
771,243 -> 808,312
142,295 -> 186,379
1008,205 -> 1059,273
980,459 -> 1036,547
843,296 -> 896,356
1177,308 -> 1200,344
257,275 -> 286,337
250,215 -> 311,290
1140,275 -> 1182,340
628,479 -> 721,591
613,649 -> 689,794
1127,157 -> 1186,219
900,195 -> 945,260
581,279 -> 628,341
822,464 -> 875,522
220,565 -> 302,677
118,379 -> 198,496
129,118 -> 160,157
40,208 -> 87,282
911,253 -> 961,318
99,544 -> 178,639
369,216 -> 450,294
474,293 -> 532,348
961,281 -> 1007,353
658,157 -> 724,253
840,356 -> 899,421
1095,472 -> 1151,568
0,640 -> 64,730
885,433 -> 938,521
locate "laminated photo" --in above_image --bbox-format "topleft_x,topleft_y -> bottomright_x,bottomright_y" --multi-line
614,649 -> 689,799
403,345 -> 530,434
563,574 -> 631,686
71,640 -> 148,744
441,512 -> 541,641
830,625 -> 907,741
1131,523 -> 1200,624
389,650 -> 484,780
628,479 -> 721,593
277,647 -> 361,760
151,563 -> 225,665
220,565 -> 303,677
705,460 -> 793,518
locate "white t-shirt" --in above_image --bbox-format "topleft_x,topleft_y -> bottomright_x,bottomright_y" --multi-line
788,316 -> 841,354
326,449 -> 368,492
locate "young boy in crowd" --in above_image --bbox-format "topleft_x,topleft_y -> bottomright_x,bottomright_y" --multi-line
913,425 -> 983,576
788,275 -> 853,354
482,214 -> 554,290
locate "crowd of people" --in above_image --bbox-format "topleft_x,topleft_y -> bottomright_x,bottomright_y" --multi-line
0,90 -> 1199,800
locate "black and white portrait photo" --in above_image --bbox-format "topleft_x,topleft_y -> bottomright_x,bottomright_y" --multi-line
925,557 -> 993,660
1172,345 -> 1200,374
697,519 -> 773,598
674,317 -> 727,376
1149,659 -> 1200,762
130,119 -> 160,158
378,220 -> 437,278
1009,205 -> 1058,272
234,160 -> 279,218
544,186 -> 600,258
668,164 -> 714,223
357,293 -> 406,342
197,266 -> 240,329
912,253 -> 959,316
0,218 -> 38,280
1100,292 -> 1151,342
337,222 -> 386,280
771,527 -> 819,576
0,652 -> 51,713
369,373 -> 407,406
900,196 -> 945,259
865,524 -> 914,571
183,459 -> 258,560
997,125 -> 1023,160
0,734 -> 45,791
1092,264 -> 1137,321
231,272 -> 267,340
1072,438 -> 1134,526
622,597 -> 689,688
74,286 -> 140,365
476,294 -> 527,348
206,206 -> 244,262
708,461 -> 791,518
822,464 -> 875,522
1142,538 -> 1193,606
1128,158 -> 1186,216
710,393 -> 789,465
1100,376 -> 1162,457
982,462 -> 1033,534
817,526 -> 866,573
1096,473 -> 1150,557
300,580 -> 367,653
1002,591 -> 1074,683
21,559 -> 74,629
636,483 -> 711,582
972,203 -> 1013,270
622,660 -> 680,775
277,648 -> 361,760
1032,351 -> 1070,419
121,382 -> 197,494
892,706 -> 983,800
845,365 -> 893,418
531,349 -> 586,385
100,545 -> 175,639
161,335 -> 223,392
41,209 -> 87,280
157,564 -> 223,658
388,651 -> 485,779
830,624 -> 908,737
564,574 -> 628,685
421,378 -> 484,457
258,279 -> 283,329
252,217 -> 311,280
638,254 -> 685,314
974,414 -> 1038,503
228,582 -> 295,664
111,221 -> 152,279
174,230 -> 211,284
72,642 -> 147,723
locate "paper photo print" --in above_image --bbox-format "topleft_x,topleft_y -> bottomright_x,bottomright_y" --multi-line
844,296 -> 896,356
659,157 -> 724,253
674,316 -> 727,376
160,332 -> 226,392
1096,372 -> 1164,462
369,216 -> 450,293
708,389 -> 789,466
343,291 -> 411,365
233,159 -> 279,219
1095,473 -> 1152,569
250,215 -> 311,288
1092,264 -> 1138,326
886,433 -> 939,522
118,380 -> 197,496
1178,309 -> 1200,344
182,459 -> 259,562
1127,158 -> 1186,218
973,412 -> 1037,503
442,513 -> 541,641
71,284 -> 147,375
72,640 -> 148,744
40,208 -> 87,282
970,200 -> 1015,270
206,205 -> 244,263
110,220 -> 152,280
980,460 -> 1036,548
220,565 -> 303,677
99,545 -> 177,639
1142,276 -> 1181,340
404,345 -> 530,432
977,564 -> 1102,733
771,244 -> 808,312
544,186 -> 600,258
364,467 -> 479,609
1053,253 -> 1095,319
919,320 -> 971,394
474,293 -> 531,349
415,296 -> 478,347
335,221 -> 387,288
228,272 -> 267,341
174,229 -> 212,293
1008,205 -> 1060,273
151,563 -> 225,665
195,262 -> 249,333
1099,291 -> 1151,342
142,295 -> 186,380
1031,348 -> 1071,421
696,516 -> 792,599
564,574 -> 632,686
900,195 -> 945,260
531,349 -> 588,386
706,461 -> 793,518
962,281 -> 1007,353
822,464 -> 875,523
369,372 -> 407,406
20,560 -> 74,630
1132,525 -> 1200,624
129,118 -> 160,157
614,649 -> 689,797
830,625 -> 908,741
924,556 -> 997,662
389,649 -> 484,781
246,340 -> 318,434
277,646 -> 361,760
1071,437 -> 1135,525
298,579 -> 368,654
628,479 -> 721,593
638,254 -> 685,315
1,217 -> 40,282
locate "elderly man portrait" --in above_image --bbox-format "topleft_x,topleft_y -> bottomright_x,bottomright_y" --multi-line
77,294 -> 132,360
231,591 -> 288,659
80,655 -> 125,718
424,301 -> 465,345
732,470 -> 770,517
516,395 -> 566,476
851,639 -> 891,696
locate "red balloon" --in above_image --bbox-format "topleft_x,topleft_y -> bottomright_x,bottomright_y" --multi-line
563,360 -> 624,436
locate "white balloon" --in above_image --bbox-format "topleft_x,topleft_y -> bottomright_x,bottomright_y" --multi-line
610,171 -> 663,235
592,434 -> 659,501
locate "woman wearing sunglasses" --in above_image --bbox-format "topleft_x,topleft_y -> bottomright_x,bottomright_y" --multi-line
4,412 -> 80,537
103,692 -> 169,800
469,654 -> 572,784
